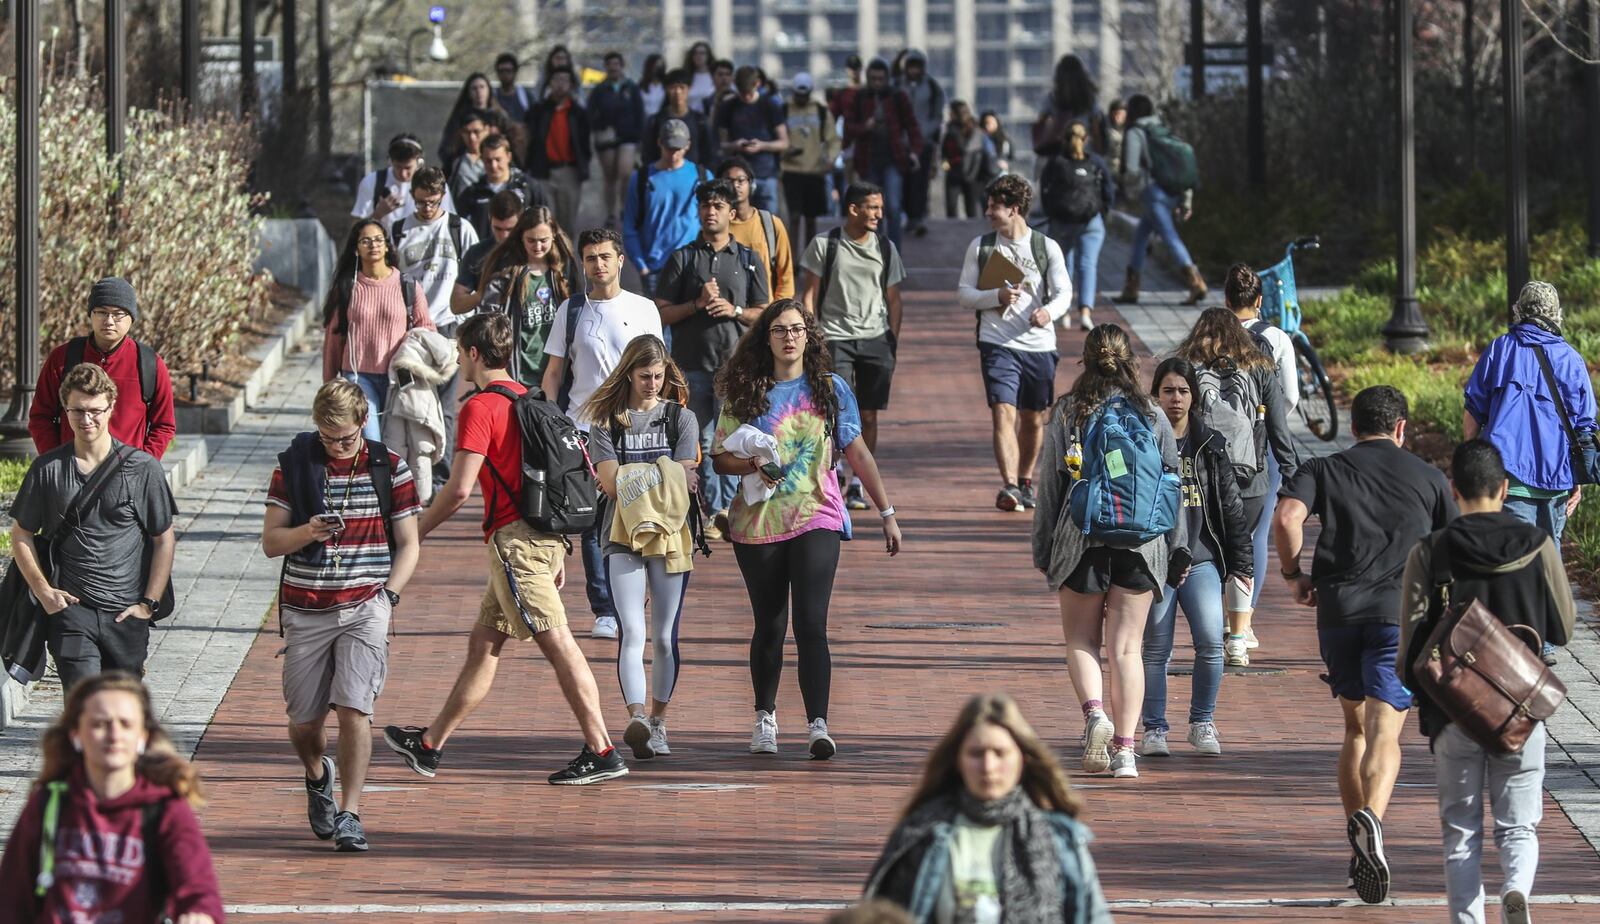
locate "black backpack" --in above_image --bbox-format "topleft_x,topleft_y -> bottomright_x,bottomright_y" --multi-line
1039,155 -> 1105,225
480,383 -> 598,536
58,337 -> 160,441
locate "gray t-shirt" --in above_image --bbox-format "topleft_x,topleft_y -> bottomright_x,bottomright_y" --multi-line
9,441 -> 178,609
801,230 -> 907,342
588,401 -> 699,557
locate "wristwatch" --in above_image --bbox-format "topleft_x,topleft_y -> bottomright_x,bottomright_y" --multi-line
384,589 -> 401,607
734,306 -> 744,319
1280,568 -> 1305,580
138,596 -> 160,614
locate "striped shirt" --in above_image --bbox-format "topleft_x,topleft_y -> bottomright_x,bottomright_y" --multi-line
266,449 -> 421,611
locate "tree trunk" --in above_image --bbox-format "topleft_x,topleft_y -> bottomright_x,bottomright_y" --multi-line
69,0 -> 88,78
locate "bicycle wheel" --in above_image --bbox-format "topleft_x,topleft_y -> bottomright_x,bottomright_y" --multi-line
1294,336 -> 1339,441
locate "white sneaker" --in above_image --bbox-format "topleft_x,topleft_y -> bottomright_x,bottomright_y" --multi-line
1110,748 -> 1138,779
623,714 -> 654,759
1245,627 -> 1260,650
750,710 -> 778,754
647,716 -> 670,756
1187,721 -> 1223,756
807,718 -> 837,760
1224,635 -> 1250,667
591,616 -> 620,640
1081,711 -> 1113,774
1138,728 -> 1170,757
1079,308 -> 1094,331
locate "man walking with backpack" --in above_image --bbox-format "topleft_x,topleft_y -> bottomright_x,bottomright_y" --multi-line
262,380 -> 423,852
718,156 -> 795,301
896,50 -> 946,240
1111,95 -> 1203,306
782,73 -> 841,250
843,59 -> 923,247
383,313 -> 627,786
1273,386 -> 1456,904
956,174 -> 1071,512
1398,439 -> 1572,924
624,119 -> 710,300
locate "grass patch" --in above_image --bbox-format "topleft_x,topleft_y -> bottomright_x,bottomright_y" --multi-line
0,458 -> 27,495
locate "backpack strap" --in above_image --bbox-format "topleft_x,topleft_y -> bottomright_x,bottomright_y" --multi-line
142,799 -> 169,919
35,780 -> 69,897
55,337 -> 90,426
366,439 -> 396,558
1030,230 -> 1053,306
477,385 -> 523,534
758,209 -> 778,290
816,227 -> 843,313
1430,530 -> 1455,614
390,217 -> 405,247
447,214 -> 464,256
736,242 -> 762,307
558,296 -> 587,410
402,278 -> 418,329
1532,344 -> 1582,449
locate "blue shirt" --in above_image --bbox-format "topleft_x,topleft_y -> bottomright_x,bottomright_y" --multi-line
623,161 -> 711,274
1464,323 -> 1597,491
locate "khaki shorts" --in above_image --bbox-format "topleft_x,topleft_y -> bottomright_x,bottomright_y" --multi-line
478,519 -> 568,640
281,592 -> 391,725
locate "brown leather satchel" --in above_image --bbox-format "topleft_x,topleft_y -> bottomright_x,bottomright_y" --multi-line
1412,537 -> 1567,755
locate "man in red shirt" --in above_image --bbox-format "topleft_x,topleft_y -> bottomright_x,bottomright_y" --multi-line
524,66 -> 591,237
29,277 -> 176,458
382,313 -> 627,786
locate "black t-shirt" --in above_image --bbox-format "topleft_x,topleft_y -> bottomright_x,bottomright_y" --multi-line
716,95 -> 786,178
457,239 -> 496,293
657,236 -> 770,374
1177,434 -> 1215,568
1280,439 -> 1456,628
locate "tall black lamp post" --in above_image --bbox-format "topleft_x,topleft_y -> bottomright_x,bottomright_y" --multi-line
106,0 -> 125,160
181,0 -> 201,110
1384,0 -> 1429,353
1245,0 -> 1265,186
241,0 -> 258,115
1502,0 -> 1529,303
1190,0 -> 1205,99
2,0 -> 41,440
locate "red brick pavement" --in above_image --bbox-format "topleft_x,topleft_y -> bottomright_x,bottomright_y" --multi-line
190,258 -> 1599,921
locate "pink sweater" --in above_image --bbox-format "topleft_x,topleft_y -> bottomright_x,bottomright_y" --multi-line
322,269 -> 435,380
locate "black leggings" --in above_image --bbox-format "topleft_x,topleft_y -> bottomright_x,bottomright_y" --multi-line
733,529 -> 842,721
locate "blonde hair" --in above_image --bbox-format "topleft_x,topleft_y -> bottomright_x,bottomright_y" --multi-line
59,362 -> 119,409
313,379 -> 368,430
900,693 -> 1082,821
37,672 -> 205,808
580,335 -> 689,430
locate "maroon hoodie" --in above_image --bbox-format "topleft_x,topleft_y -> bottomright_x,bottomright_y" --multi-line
0,765 -> 225,924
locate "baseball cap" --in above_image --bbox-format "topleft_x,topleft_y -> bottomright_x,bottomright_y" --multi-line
794,72 -> 814,93
660,118 -> 692,150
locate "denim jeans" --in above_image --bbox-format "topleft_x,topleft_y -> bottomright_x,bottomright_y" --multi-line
581,525 -> 618,622
1435,721 -> 1546,923
1129,183 -> 1194,271
751,176 -> 780,213
1053,214 -> 1107,309
1249,453 -> 1282,609
684,370 -> 736,514
863,161 -> 906,247
1503,493 -> 1569,544
341,371 -> 389,441
904,141 -> 936,226
1141,560 -> 1226,732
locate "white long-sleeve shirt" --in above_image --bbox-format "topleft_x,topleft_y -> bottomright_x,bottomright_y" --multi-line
957,228 -> 1072,353
1242,317 -> 1299,413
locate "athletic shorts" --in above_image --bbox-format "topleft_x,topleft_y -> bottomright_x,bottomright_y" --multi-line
479,519 -> 568,640
978,343 -> 1060,411
281,593 -> 391,725
783,172 -> 830,218
1062,547 -> 1158,595
830,334 -> 897,411
1318,623 -> 1413,711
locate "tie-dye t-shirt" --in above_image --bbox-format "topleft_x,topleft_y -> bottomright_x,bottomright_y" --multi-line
713,373 -> 864,544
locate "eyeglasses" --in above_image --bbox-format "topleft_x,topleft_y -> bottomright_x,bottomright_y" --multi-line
66,405 -> 111,420
413,196 -> 444,211
90,308 -> 131,323
357,236 -> 387,248
726,175 -> 751,186
769,324 -> 808,340
317,430 -> 363,448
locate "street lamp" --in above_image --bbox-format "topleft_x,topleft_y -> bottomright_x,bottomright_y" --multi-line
1384,0 -> 1430,354
406,7 -> 450,75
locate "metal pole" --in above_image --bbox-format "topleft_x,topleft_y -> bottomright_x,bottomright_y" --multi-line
2,0 -> 41,436
1245,0 -> 1265,186
1383,0 -> 1429,353
105,0 -> 125,160
281,0 -> 298,98
181,0 -> 200,110
317,0 -> 331,162
1502,0 -> 1529,303
1190,0 -> 1205,99
240,0 -> 258,116
1586,0 -> 1600,258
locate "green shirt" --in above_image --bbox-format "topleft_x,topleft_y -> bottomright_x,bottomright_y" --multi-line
800,230 -> 906,342
515,270 -> 559,387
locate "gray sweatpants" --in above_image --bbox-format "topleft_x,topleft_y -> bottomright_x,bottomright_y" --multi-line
1434,721 -> 1546,923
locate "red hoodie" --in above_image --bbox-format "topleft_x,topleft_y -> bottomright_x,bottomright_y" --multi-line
0,766 -> 225,924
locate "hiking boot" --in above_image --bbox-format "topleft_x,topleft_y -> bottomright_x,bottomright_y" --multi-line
1187,721 -> 1222,756
333,811 -> 368,852
305,755 -> 337,840
1502,888 -> 1531,924
996,484 -> 1024,512
1138,728 -> 1170,757
591,615 -> 620,640
548,744 -> 629,785
845,483 -> 869,510
624,715 -> 655,760
1017,480 -> 1037,510
808,718 -> 837,760
1347,807 -> 1391,904
1081,711 -> 1113,774
383,725 -> 441,778
1112,268 -> 1140,305
750,710 -> 778,754
1181,264 -> 1208,305
1109,748 -> 1138,779
647,716 -> 671,756
1225,635 -> 1250,667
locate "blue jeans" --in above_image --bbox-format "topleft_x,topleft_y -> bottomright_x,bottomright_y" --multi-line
1142,560 -> 1226,732
581,525 -> 618,622
1129,184 -> 1194,271
684,371 -> 736,514
1053,213 -> 1107,309
341,371 -> 388,441
1504,493 -> 1568,544
862,162 -> 906,247
751,176 -> 780,213
1249,453 -> 1282,609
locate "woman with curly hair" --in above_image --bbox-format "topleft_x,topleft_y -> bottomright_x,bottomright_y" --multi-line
864,693 -> 1112,923
0,672 -> 224,924
711,299 -> 902,760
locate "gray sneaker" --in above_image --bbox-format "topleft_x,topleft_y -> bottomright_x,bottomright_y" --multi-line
1081,711 -> 1113,774
1187,721 -> 1223,756
624,715 -> 654,760
1138,728 -> 1170,757
647,716 -> 671,756
305,755 -> 337,840
333,810 -> 368,852
750,710 -> 778,754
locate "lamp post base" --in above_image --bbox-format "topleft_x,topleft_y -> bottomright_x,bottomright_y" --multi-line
1383,296 -> 1430,355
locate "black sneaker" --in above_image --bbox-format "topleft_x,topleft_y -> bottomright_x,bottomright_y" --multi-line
1017,479 -> 1037,510
305,755 -> 337,840
845,483 -> 869,510
996,484 -> 1023,512
548,744 -> 629,785
1347,807 -> 1391,904
333,810 -> 369,852
383,725 -> 441,778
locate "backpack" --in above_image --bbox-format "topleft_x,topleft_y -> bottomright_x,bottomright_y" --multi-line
1066,396 -> 1181,544
1139,122 -> 1199,195
756,208 -> 779,293
391,214 -> 466,261
1243,318 -> 1277,358
480,383 -> 598,536
1193,357 -> 1266,487
58,337 -> 159,440
1039,155 -> 1105,225
976,230 -> 1055,308
816,227 -> 894,325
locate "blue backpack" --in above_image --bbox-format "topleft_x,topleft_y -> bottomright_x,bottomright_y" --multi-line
1067,397 -> 1181,544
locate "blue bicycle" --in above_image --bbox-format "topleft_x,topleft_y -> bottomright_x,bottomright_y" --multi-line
1257,236 -> 1339,442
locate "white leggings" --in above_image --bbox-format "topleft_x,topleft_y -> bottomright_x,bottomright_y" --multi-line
606,553 -> 689,708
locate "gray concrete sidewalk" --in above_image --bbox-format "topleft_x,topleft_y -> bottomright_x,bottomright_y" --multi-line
0,339 -> 323,841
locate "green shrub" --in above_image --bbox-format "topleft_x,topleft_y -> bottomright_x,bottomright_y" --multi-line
0,75 -> 269,391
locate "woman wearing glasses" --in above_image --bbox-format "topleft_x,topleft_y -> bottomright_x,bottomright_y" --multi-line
711,299 -> 902,761
322,218 -> 436,440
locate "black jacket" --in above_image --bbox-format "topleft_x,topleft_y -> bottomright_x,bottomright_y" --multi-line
524,98 -> 593,181
457,168 -> 552,241
1398,510 -> 1576,741
1186,420 -> 1253,580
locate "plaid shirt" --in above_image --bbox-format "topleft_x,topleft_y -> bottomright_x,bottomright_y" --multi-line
844,88 -> 925,174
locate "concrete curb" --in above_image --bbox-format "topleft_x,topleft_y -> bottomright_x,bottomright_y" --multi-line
173,298 -> 321,435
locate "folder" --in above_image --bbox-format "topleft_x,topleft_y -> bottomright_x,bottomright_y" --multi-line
977,247 -> 1026,291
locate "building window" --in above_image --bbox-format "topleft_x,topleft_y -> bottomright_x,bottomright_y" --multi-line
683,10 -> 711,37
977,17 -> 1009,43
777,51 -> 811,78
1017,48 -> 1049,75
975,84 -> 1009,114
879,2 -> 907,38
733,5 -> 759,36
978,53 -> 1009,79
1073,11 -> 1102,34
927,6 -> 955,34
926,47 -> 955,82
1016,11 -> 1050,38
827,12 -> 857,44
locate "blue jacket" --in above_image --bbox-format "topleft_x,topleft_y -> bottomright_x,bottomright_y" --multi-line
623,161 -> 711,274
586,79 -> 647,146
1464,323 -> 1597,491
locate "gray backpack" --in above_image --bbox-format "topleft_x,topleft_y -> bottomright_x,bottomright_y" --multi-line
1195,357 -> 1265,487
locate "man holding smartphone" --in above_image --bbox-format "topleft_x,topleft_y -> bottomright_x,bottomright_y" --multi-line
262,380 -> 423,853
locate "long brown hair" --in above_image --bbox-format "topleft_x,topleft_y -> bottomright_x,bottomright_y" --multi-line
1177,306 -> 1273,373
715,299 -> 838,428
580,335 -> 690,431
949,100 -> 977,140
1068,323 -> 1149,414
37,672 -> 204,808
483,206 -> 575,303
901,693 -> 1082,820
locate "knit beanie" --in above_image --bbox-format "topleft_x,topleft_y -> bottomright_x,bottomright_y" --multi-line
88,276 -> 138,320
1511,280 -> 1560,333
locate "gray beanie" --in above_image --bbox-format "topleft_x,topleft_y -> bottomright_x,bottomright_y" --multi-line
1511,280 -> 1560,332
88,276 -> 138,320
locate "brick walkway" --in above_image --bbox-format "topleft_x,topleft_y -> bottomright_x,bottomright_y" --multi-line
177,222 -> 1600,920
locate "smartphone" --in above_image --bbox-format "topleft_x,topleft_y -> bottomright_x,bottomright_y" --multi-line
314,513 -> 346,532
759,461 -> 785,482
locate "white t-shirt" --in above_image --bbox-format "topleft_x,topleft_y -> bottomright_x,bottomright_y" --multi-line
350,168 -> 457,221
1242,316 -> 1299,412
544,289 -> 664,431
956,228 -> 1073,353
393,213 -> 480,327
